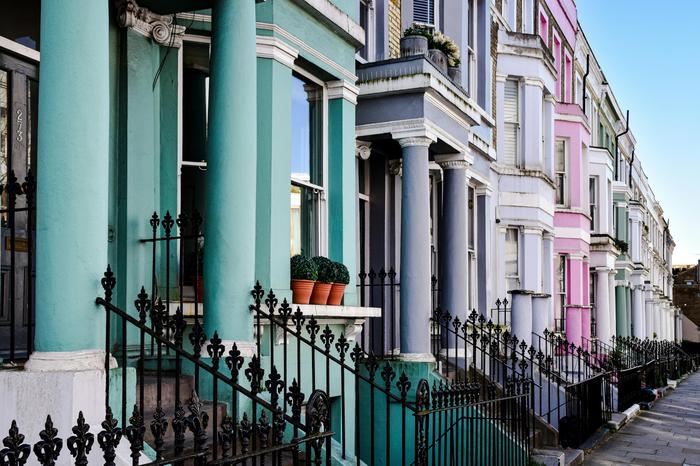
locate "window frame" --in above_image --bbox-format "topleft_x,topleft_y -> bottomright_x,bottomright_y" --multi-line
290,66 -> 329,258
589,176 -> 597,231
503,78 -> 521,167
555,254 -> 567,333
505,227 -> 520,291
555,138 -> 568,207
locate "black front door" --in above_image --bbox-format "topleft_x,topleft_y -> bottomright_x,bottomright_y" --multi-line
0,50 -> 38,361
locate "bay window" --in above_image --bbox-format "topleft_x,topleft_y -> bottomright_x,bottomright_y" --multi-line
291,73 -> 326,257
555,139 -> 567,206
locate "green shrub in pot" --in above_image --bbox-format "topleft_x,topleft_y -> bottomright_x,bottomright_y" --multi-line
312,256 -> 335,283
333,262 -> 350,285
291,254 -> 318,281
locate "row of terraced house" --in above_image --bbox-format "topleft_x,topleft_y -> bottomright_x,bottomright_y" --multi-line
0,0 -> 685,465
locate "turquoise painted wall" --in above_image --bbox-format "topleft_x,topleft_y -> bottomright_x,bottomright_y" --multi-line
256,0 -> 357,75
328,98 -> 358,305
256,58 -> 294,299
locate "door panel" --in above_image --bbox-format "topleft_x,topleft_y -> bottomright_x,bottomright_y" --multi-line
0,50 -> 37,360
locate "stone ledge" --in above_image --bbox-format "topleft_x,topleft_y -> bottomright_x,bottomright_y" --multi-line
293,304 -> 382,319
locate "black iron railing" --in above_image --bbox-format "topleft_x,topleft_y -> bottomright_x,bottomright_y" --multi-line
0,170 -> 35,363
560,372 -> 611,448
356,267 -> 439,357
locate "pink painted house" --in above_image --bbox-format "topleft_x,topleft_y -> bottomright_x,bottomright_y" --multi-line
542,0 -> 592,347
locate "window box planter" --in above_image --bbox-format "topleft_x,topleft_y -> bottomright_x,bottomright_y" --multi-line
428,49 -> 448,73
448,65 -> 461,83
400,35 -> 428,57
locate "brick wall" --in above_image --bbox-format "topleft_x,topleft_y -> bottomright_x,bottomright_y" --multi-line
492,0 -> 501,147
388,0 -> 402,59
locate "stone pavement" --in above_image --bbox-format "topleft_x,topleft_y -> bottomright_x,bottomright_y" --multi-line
585,370 -> 700,465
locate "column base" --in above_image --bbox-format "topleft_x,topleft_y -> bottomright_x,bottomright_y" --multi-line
396,352 -> 435,363
25,349 -> 116,372
1,350 -> 140,465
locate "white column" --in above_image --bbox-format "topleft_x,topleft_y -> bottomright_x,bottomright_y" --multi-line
608,273 -> 617,338
596,269 -> 612,345
653,300 -> 661,339
645,290 -> 654,339
521,228 -> 543,292
542,232 -> 554,328
543,95 -> 555,178
632,286 -> 645,338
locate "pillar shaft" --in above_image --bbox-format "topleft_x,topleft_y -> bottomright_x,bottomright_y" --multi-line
439,161 -> 469,321
204,0 -> 257,341
35,0 -> 109,352
632,287 -> 645,338
595,270 -> 611,345
615,285 -> 628,337
398,138 -> 433,356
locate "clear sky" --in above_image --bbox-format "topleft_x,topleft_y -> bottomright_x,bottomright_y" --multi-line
577,0 -> 700,265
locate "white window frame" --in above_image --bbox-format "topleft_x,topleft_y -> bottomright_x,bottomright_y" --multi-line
555,138 -> 568,207
538,8 -> 549,45
505,227 -> 520,291
356,0 -> 375,63
589,176 -> 597,231
465,0 -> 478,98
290,66 -> 329,257
356,155 -> 371,275
503,78 -> 521,167
467,185 -> 477,309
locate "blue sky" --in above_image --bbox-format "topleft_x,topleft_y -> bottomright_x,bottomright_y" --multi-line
577,0 -> 700,265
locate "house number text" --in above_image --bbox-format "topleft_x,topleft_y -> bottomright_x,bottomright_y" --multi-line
15,108 -> 23,143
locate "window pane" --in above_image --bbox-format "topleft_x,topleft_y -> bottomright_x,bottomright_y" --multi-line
505,228 -> 519,290
290,184 -> 319,256
291,76 -> 323,186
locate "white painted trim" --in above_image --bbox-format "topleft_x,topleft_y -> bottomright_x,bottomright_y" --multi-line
257,22 -> 357,82
554,227 -> 591,243
256,35 -> 299,69
290,0 -> 365,47
0,36 -> 39,61
327,80 -> 359,104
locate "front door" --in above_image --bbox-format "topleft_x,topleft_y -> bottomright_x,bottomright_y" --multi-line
0,50 -> 38,360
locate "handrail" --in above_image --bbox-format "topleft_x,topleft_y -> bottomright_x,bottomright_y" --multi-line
95,296 -> 308,430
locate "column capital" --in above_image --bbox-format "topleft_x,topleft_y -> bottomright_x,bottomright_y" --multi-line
396,136 -> 435,148
437,160 -> 470,170
356,140 -> 372,160
256,35 -> 298,68
327,80 -> 360,104
475,185 -> 494,196
115,0 -> 186,47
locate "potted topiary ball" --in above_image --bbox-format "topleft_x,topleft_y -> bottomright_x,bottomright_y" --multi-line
291,254 -> 318,304
310,256 -> 334,305
328,262 -> 350,306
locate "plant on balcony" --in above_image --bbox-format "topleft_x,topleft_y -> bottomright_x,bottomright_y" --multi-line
328,262 -> 350,306
310,256 -> 334,304
614,238 -> 629,254
432,31 -> 460,66
401,24 -> 431,57
291,254 -> 318,304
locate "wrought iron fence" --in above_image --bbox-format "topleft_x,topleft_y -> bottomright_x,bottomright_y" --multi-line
414,386 -> 531,466
356,267 -> 439,357
560,372 -> 611,448
0,170 -> 35,363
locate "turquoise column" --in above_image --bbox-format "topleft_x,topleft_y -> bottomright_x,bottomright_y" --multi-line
328,84 -> 358,305
34,0 -> 109,352
204,0 -> 257,341
256,57 -> 293,298
615,285 -> 628,337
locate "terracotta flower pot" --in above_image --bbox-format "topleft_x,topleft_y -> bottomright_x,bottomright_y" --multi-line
310,282 -> 332,305
291,279 -> 316,304
327,283 -> 346,306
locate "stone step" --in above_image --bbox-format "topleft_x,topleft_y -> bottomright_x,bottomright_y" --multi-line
137,372 -> 196,408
